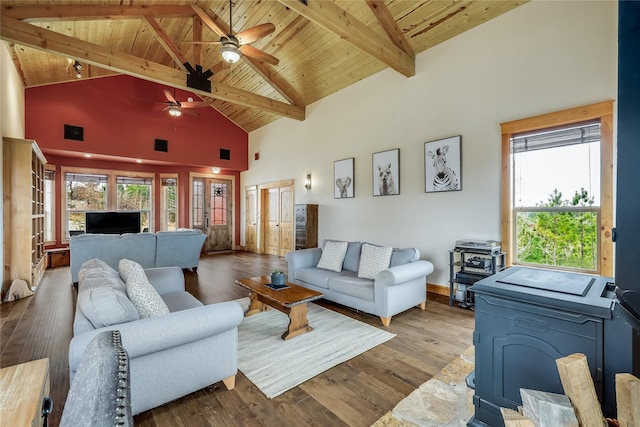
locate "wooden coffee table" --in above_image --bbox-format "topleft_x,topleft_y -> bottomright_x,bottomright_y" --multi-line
235,276 -> 324,340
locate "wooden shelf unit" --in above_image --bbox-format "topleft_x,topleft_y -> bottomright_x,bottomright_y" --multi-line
3,137 -> 48,289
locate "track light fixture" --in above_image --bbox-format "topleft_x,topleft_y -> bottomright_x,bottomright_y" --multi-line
73,60 -> 82,78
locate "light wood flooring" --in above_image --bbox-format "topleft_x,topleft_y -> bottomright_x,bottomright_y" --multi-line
0,251 -> 475,426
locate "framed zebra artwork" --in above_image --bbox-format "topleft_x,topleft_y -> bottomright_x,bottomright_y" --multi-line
373,148 -> 400,196
424,135 -> 462,193
334,158 -> 355,198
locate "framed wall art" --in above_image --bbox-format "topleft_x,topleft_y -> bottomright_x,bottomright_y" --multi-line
334,157 -> 355,198
424,135 -> 462,193
372,148 -> 400,196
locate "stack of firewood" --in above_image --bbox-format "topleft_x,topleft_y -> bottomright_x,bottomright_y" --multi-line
500,353 -> 639,427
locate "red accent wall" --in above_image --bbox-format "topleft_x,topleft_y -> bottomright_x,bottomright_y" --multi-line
25,75 -> 247,247
25,75 -> 247,170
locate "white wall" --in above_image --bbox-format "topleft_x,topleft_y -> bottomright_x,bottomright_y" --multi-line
242,0 -> 618,288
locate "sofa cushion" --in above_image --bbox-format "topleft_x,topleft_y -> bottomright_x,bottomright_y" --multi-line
322,240 -> 362,272
79,258 -> 126,293
77,283 -> 140,329
328,274 -> 374,301
316,240 -> 348,272
390,247 -> 419,267
119,259 -> 170,318
296,267 -> 342,289
358,243 -> 393,279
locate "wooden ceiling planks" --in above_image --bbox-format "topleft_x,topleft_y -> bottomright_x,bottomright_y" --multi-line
1,0 -> 527,131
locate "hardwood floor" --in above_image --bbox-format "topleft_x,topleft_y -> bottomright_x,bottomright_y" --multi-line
0,251 -> 475,426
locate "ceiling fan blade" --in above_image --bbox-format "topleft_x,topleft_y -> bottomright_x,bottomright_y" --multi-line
153,102 -> 169,111
163,89 -> 177,104
180,101 -> 210,109
236,23 -> 275,45
239,45 -> 279,66
183,109 -> 201,117
178,40 -> 223,45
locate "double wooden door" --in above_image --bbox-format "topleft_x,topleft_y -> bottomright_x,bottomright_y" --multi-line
245,181 -> 294,256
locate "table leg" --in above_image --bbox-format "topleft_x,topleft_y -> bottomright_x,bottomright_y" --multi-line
245,292 -> 270,316
281,303 -> 313,340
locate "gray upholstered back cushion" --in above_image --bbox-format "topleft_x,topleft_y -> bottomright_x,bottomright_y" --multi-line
322,240 -> 362,272
60,330 -> 133,427
390,247 -> 420,267
77,259 -> 140,328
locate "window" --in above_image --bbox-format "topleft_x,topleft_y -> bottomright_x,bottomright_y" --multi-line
501,101 -> 614,275
160,177 -> 178,231
192,178 -> 204,229
62,168 -> 155,239
65,173 -> 108,234
44,169 -> 55,242
210,181 -> 228,225
117,176 -> 152,232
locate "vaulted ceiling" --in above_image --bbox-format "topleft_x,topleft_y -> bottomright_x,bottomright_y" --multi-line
1,1 -> 526,132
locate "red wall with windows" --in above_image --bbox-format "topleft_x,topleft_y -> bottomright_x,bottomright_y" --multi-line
25,75 -> 247,247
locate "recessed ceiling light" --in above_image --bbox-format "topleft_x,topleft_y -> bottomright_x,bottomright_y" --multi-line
136,159 -> 143,163
83,153 -> 92,158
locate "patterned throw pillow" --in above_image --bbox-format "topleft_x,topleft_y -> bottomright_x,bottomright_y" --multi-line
357,243 -> 393,279
119,259 -> 170,318
316,240 -> 349,272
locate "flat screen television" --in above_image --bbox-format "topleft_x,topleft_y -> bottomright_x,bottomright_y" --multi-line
85,212 -> 141,234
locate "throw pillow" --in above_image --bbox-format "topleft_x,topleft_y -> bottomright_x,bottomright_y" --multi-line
357,243 -> 393,279
316,240 -> 349,272
119,259 -> 170,318
77,284 -> 140,329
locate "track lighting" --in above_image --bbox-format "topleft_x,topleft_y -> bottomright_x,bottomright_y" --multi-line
73,60 -> 82,78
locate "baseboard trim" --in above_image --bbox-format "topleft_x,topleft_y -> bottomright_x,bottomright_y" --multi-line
427,283 -> 449,297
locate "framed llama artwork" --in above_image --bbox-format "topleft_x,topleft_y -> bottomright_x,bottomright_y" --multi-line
372,148 -> 400,196
424,135 -> 462,193
334,158 -> 355,199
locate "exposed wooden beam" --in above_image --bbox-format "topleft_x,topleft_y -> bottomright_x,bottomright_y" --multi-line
0,16 -> 305,121
366,0 -> 415,57
1,5 -> 194,22
7,43 -> 27,86
191,5 -> 227,39
277,0 -> 414,77
192,15 -> 202,66
142,16 -> 188,72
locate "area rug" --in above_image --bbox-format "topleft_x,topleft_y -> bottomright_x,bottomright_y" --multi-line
237,303 -> 395,399
372,345 -> 475,427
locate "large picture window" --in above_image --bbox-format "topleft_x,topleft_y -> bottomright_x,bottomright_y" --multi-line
501,101 -> 614,275
117,176 -> 152,232
65,173 -> 108,234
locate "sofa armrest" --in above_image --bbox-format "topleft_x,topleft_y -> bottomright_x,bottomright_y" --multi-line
144,267 -> 185,295
285,248 -> 322,279
375,260 -> 434,287
69,301 -> 244,376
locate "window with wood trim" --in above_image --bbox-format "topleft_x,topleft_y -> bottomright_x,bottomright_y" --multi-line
500,101 -> 614,275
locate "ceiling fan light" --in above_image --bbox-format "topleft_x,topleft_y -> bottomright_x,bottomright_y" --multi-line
168,106 -> 182,117
221,44 -> 242,63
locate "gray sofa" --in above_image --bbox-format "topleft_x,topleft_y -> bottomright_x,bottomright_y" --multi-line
69,229 -> 206,283
285,240 -> 434,326
69,258 -> 243,415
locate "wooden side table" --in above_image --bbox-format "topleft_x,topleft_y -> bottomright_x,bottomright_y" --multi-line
0,358 -> 51,427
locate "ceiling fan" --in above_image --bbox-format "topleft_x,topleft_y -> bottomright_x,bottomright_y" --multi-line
157,88 -> 209,117
184,0 -> 279,66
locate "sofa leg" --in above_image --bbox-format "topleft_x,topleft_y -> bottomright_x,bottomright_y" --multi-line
222,375 -> 236,390
419,301 -> 426,310
380,316 -> 391,327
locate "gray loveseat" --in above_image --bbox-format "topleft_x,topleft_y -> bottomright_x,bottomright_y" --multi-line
285,240 -> 434,326
70,229 -> 206,283
69,258 -> 243,415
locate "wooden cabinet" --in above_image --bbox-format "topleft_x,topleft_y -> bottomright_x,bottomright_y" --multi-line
0,358 -> 51,427
295,204 -> 318,250
3,137 -> 47,289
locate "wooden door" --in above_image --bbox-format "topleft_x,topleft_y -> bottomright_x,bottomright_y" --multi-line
263,188 -> 280,256
278,186 -> 294,257
203,178 -> 232,252
245,186 -> 257,253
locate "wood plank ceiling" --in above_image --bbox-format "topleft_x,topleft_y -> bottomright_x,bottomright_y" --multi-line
1,1 -> 527,132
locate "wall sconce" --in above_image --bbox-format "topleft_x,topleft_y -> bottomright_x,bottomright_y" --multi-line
211,167 -> 221,174
304,173 -> 312,190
